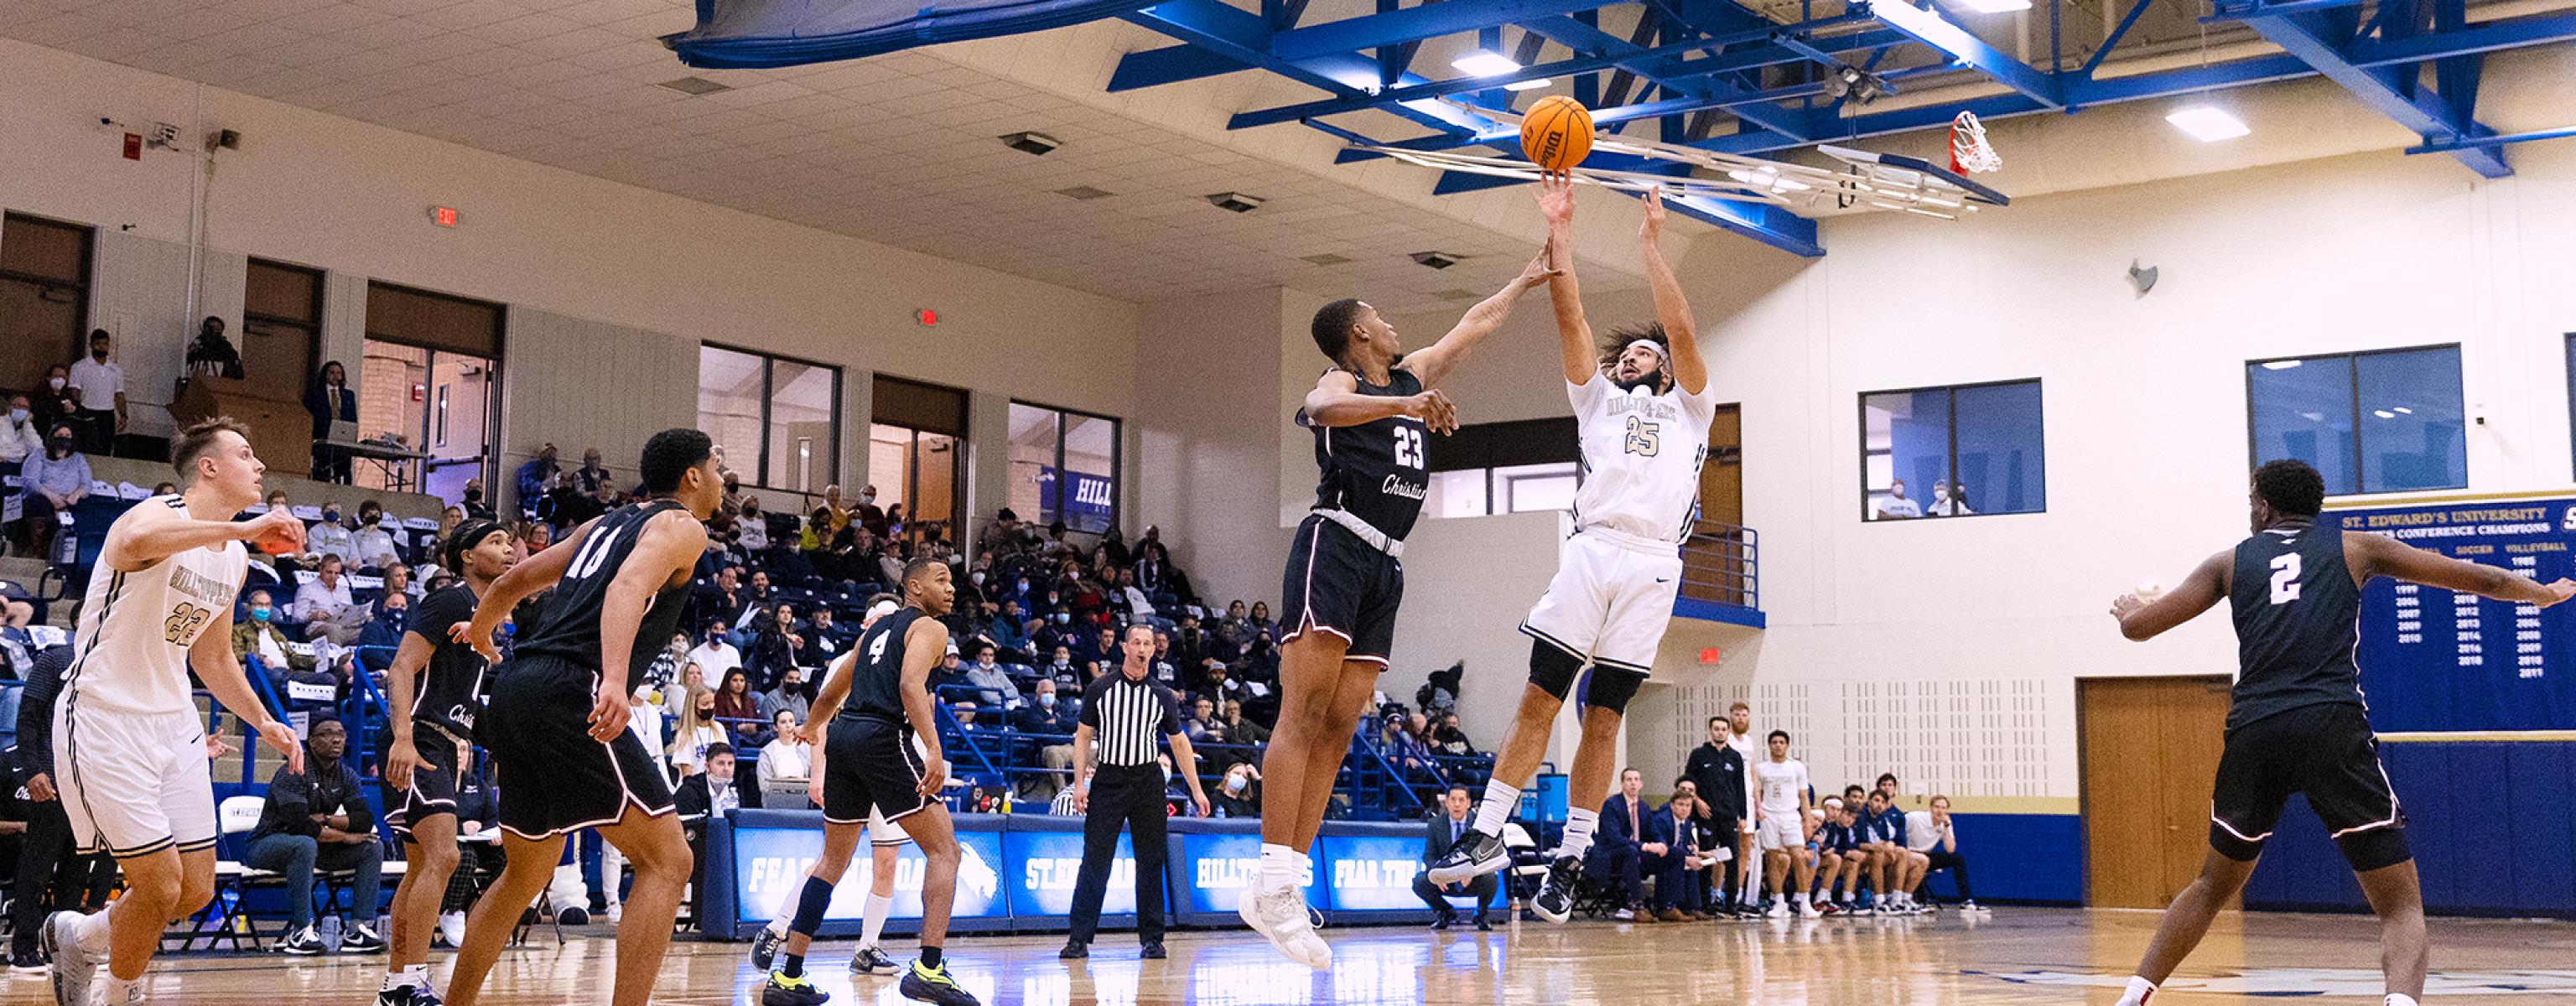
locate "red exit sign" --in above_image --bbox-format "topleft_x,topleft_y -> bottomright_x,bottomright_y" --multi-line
1699,647 -> 1723,665
428,205 -> 460,227
916,309 -> 938,326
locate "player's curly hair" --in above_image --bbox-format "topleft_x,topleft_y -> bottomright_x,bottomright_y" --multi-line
1598,322 -> 1673,390
2253,459 -> 2325,517
639,428 -> 713,495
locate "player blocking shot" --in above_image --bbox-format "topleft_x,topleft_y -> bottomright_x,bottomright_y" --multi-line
1242,246 -> 1556,969
43,418 -> 307,1006
438,429 -> 720,1006
1426,177 -> 1712,922
756,560 -> 976,1006
376,519 -> 514,1006
2106,459 -> 2576,1006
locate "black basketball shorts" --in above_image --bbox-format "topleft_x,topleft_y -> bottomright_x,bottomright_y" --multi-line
384,725 -> 464,842
480,654 -> 677,840
822,717 -> 936,826
1278,514 -> 1405,667
2209,702 -> 2408,870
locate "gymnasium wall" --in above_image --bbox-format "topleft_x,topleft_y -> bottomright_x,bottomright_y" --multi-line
0,36 -> 1143,529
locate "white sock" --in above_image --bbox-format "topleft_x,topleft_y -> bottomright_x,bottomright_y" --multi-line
2116,975 -> 2156,1006
1558,809 -> 1599,860
860,892 -> 891,950
383,965 -> 428,991
2386,996 -> 2418,1006
1259,843 -> 1300,893
766,895 -> 793,938
1472,782 -> 1520,836
74,910 -> 115,955
1794,891 -> 1810,907
100,973 -> 139,1003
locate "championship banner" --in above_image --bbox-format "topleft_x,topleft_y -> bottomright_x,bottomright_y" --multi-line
2335,494 -> 2576,733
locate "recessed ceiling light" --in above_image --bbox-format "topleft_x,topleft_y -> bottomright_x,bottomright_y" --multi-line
1000,131 -> 1061,155
1300,253 -> 1353,266
2166,106 -> 2250,142
2392,407 -> 2413,414
1452,51 -> 1521,77
1053,185 -> 1114,200
1205,192 -> 1265,213
1502,78 -> 1552,91
1410,251 -> 1462,269
657,76 -> 733,96
2372,409 -> 2397,419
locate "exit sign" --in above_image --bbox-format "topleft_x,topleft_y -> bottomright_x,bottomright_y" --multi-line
428,205 -> 460,227
1699,647 -> 1723,665
916,309 -> 938,326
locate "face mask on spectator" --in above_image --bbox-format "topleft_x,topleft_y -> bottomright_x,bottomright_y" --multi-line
49,436 -> 74,454
250,605 -> 273,622
49,377 -> 65,392
1037,692 -> 1056,708
970,572 -> 984,586
7,407 -> 23,423
323,508 -> 341,523
464,488 -> 483,502
1054,612 -> 1070,625
1226,773 -> 1247,794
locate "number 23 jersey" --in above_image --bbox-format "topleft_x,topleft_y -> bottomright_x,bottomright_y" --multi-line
66,496 -> 250,716
1569,374 -> 1715,544
1301,366 -> 1432,542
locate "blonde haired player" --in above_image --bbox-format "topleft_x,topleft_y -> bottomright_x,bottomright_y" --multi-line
44,418 -> 306,1006
1426,175 -> 1714,923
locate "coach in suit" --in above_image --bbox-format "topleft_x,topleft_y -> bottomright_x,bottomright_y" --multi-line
1585,768 -> 1677,919
1412,785 -> 1496,930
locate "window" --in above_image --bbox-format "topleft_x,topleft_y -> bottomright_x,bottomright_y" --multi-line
241,258 -> 321,404
2248,346 -> 2464,495
362,282 -> 502,499
0,212 -> 91,396
1420,417 -> 1580,519
871,375 -> 966,541
1009,402 -> 1121,534
698,345 -> 843,495
1860,380 -> 2044,520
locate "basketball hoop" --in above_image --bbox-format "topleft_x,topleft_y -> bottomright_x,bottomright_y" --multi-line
1949,111 -> 2002,174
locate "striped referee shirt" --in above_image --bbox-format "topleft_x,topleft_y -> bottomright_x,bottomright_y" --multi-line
1078,672 -> 1182,767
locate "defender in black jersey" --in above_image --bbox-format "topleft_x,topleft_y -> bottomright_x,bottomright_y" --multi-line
377,518 -> 513,1006
440,429 -> 721,1006
756,560 -> 978,1006
1244,252 -> 1556,970
2106,459 -> 2574,1006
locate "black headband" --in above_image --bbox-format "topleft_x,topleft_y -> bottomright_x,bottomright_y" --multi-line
444,519 -> 511,572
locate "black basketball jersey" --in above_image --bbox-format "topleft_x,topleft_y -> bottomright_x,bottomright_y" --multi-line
404,583 -> 490,739
2226,521 -> 2366,730
513,500 -> 693,679
1300,365 -> 1431,542
844,607 -> 942,727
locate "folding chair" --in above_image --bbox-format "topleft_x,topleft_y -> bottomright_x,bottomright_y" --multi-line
189,796 -> 283,952
1499,823 -> 1552,906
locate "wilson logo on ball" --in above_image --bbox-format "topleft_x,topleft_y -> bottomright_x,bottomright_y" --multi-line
1519,96 -> 1595,174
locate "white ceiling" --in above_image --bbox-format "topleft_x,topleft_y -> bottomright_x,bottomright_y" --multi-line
0,0 -> 1643,311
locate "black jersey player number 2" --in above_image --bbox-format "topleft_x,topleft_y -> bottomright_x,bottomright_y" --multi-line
2270,553 -> 2300,605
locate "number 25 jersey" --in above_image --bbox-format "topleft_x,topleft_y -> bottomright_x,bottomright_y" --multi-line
66,496 -> 250,716
1569,375 -> 1715,544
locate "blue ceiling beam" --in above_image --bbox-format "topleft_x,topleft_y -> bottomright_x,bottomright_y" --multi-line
2238,9 -> 2510,177
1516,13 -> 1812,137
2345,10 -> 2576,66
1108,45 -> 1250,91
1865,0 -> 2064,107
1270,0 -> 1617,61
1120,0 -> 1509,137
2407,122 -> 2576,153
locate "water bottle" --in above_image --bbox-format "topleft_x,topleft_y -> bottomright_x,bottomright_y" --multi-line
319,914 -> 342,948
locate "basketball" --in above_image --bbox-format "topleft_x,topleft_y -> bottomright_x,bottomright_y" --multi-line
1520,95 -> 1594,174
253,521 -> 305,557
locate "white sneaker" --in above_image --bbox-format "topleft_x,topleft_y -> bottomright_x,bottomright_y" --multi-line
1765,900 -> 1789,919
1236,886 -> 1331,969
438,912 -> 466,949
44,911 -> 98,1006
604,904 -> 622,923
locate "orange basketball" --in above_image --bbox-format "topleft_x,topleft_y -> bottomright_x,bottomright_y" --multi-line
1519,95 -> 1594,174
253,521 -> 305,557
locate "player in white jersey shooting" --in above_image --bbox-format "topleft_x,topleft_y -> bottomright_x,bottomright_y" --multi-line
44,417 -> 305,1006
1426,176 -> 1713,923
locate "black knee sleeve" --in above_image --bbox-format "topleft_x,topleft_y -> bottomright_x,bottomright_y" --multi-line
1576,664 -> 1648,714
2336,827 -> 2412,874
1528,638 -> 1582,700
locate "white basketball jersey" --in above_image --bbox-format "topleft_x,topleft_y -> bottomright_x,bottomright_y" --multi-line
65,497 -> 249,716
1567,375 -> 1716,543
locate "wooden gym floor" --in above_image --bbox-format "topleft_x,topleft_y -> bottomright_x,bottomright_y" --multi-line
75,908 -> 2576,1003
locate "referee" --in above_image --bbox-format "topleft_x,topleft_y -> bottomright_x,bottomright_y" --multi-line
1060,624 -> 1209,961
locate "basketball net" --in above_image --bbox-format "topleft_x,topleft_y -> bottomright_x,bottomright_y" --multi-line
1950,111 -> 2002,174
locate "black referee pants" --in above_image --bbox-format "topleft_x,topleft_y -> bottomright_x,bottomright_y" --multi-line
1067,763 -> 1169,945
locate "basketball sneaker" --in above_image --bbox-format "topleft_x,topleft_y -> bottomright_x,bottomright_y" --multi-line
749,926 -> 784,971
277,925 -> 325,956
437,912 -> 465,949
377,985 -> 445,1006
851,946 -> 899,976
341,922 -> 387,953
897,958 -> 979,1006
1237,885 -> 1332,968
1765,899 -> 1789,919
761,971 -> 829,1006
1424,830 -> 1507,886
43,911 -> 97,1006
1529,855 -> 1582,924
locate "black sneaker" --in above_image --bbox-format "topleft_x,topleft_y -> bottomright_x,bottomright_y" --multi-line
898,959 -> 979,1006
1430,912 -> 1457,931
341,923 -> 387,953
1139,942 -> 1166,960
849,946 -> 899,976
1473,915 -> 1492,931
761,971 -> 830,1006
377,984 -> 445,1006
278,925 -> 325,956
1057,941 -> 1088,960
556,906 -> 589,926
1425,830 -> 1507,886
8,947 -> 42,976
750,926 -> 785,971
1530,856 -> 1582,924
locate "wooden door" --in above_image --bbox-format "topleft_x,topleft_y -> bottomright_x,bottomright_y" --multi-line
2079,676 -> 2233,909
1699,404 -> 1741,526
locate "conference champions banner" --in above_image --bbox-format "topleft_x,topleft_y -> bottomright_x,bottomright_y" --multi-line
2334,494 -> 2576,733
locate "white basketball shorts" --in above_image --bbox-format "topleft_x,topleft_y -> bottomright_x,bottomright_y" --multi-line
1756,812 -> 1803,853
54,702 -> 217,858
1520,528 -> 1685,674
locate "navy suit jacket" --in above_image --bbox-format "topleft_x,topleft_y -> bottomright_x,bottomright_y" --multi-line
1597,794 -> 1673,855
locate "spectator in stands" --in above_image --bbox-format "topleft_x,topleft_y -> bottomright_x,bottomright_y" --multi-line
1429,712 -> 1477,758
756,666 -> 810,724
351,500 -> 400,569
436,504 -> 460,538
1906,795 -> 1978,912
307,502 -> 355,562
248,718 -> 387,954
1183,697 -> 1218,742
569,447 -> 609,495
756,711 -> 810,789
668,687 -> 721,778
514,443 -> 559,516
1040,644 -> 1081,690
1927,480 -> 1975,517
33,363 -> 75,442
1218,700 -> 1267,744
673,742 -> 740,921
1212,763 -> 1260,819
688,623 -> 742,680
976,506 -> 1028,557
13,423 -> 88,561
850,484 -> 886,537
1587,768 -> 1671,921
1247,601 -> 1275,640
928,648 -> 970,697
184,315 -> 244,382
458,477 -> 493,521
740,604 -> 800,686
961,644 -> 1017,708
1012,677 -> 1080,801
713,668 -> 761,742
358,590 -> 410,653
1414,786 -> 1496,931
1872,479 -> 1921,520
0,393 -> 40,468
66,330 -> 123,457
379,562 -> 422,602
303,360 -> 356,483
661,661 -> 706,721
1384,712 -> 1435,783
293,555 -> 370,646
